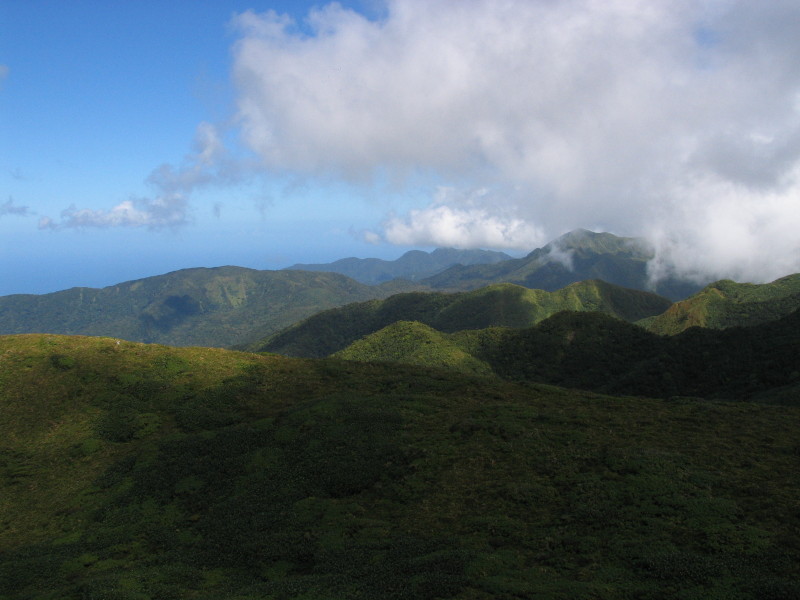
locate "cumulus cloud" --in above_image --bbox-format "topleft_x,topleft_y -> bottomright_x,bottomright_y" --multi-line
231,0 -> 800,282
377,187 -> 544,249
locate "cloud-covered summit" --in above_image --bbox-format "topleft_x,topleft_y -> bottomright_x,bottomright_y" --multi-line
232,0 -> 800,283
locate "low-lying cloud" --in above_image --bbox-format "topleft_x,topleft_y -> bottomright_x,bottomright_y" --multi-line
231,0 -> 800,283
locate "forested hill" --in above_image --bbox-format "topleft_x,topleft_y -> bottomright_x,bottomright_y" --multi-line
638,273 -> 800,335
1,333 -> 799,598
252,279 -> 672,357
0,266 -> 408,348
334,308 -> 800,404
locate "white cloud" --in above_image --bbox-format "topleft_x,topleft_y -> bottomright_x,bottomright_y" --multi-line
378,187 -> 544,249
231,0 -> 800,281
0,65 -> 8,90
39,194 -> 189,230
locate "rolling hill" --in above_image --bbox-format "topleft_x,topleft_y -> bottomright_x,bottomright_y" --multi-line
252,279 -> 673,357
335,308 -> 800,403
1,334 -> 799,598
286,247 -> 513,284
0,266 -> 412,348
638,273 -> 800,335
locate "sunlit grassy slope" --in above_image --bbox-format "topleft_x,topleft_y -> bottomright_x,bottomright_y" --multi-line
638,273 -> 800,335
254,279 -> 671,357
2,334 -> 799,599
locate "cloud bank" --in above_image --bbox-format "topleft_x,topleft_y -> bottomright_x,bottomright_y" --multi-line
231,0 -> 800,282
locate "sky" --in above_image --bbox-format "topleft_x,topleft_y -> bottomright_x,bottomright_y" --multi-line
1,0 -> 800,296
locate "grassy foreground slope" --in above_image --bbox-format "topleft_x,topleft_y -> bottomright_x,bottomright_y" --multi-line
255,280 -> 671,357
2,334 -> 800,599
0,267 -> 404,348
638,273 -> 800,335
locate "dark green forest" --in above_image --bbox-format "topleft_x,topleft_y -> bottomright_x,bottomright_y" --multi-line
1,335 -> 799,599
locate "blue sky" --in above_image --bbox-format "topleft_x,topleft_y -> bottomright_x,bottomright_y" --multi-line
2,1 -> 800,295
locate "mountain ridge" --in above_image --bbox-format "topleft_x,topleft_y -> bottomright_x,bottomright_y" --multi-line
286,247 -> 514,284
0,266 -> 410,348
253,279 -> 672,357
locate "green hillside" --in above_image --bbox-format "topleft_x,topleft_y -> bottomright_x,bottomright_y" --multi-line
254,280 -> 671,357
335,309 -> 800,403
333,320 -> 494,376
423,229 -> 701,300
286,247 -> 513,284
0,267 -> 405,348
2,334 -> 800,598
638,273 -> 800,335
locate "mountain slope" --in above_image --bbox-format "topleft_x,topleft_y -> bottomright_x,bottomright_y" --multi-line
2,334 -> 799,598
423,229 -> 701,300
638,273 -> 800,335
0,266 -> 401,347
285,247 -> 513,284
335,309 -> 800,402
333,320 -> 494,376
254,279 -> 672,357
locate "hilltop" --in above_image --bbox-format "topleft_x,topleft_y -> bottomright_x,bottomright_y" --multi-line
335,308 -> 800,403
252,279 -> 672,357
421,229 -> 701,300
0,266 -> 411,348
638,273 -> 800,335
1,334 -> 799,598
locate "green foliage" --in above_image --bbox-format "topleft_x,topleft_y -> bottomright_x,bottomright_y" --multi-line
334,308 -> 800,403
1,333 -> 800,598
640,274 -> 800,335
0,267 -> 401,348
258,280 -> 671,358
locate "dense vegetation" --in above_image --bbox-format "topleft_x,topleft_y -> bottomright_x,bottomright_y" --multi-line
254,280 -> 672,357
0,267 -> 409,348
336,309 -> 800,404
2,334 -> 799,599
638,274 -> 800,335
286,247 -> 513,284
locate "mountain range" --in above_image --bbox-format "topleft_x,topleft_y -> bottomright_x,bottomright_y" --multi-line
3,230 -> 800,598
0,229 -> 705,348
251,279 -> 672,357
0,267 -> 410,348
286,247 -> 514,284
